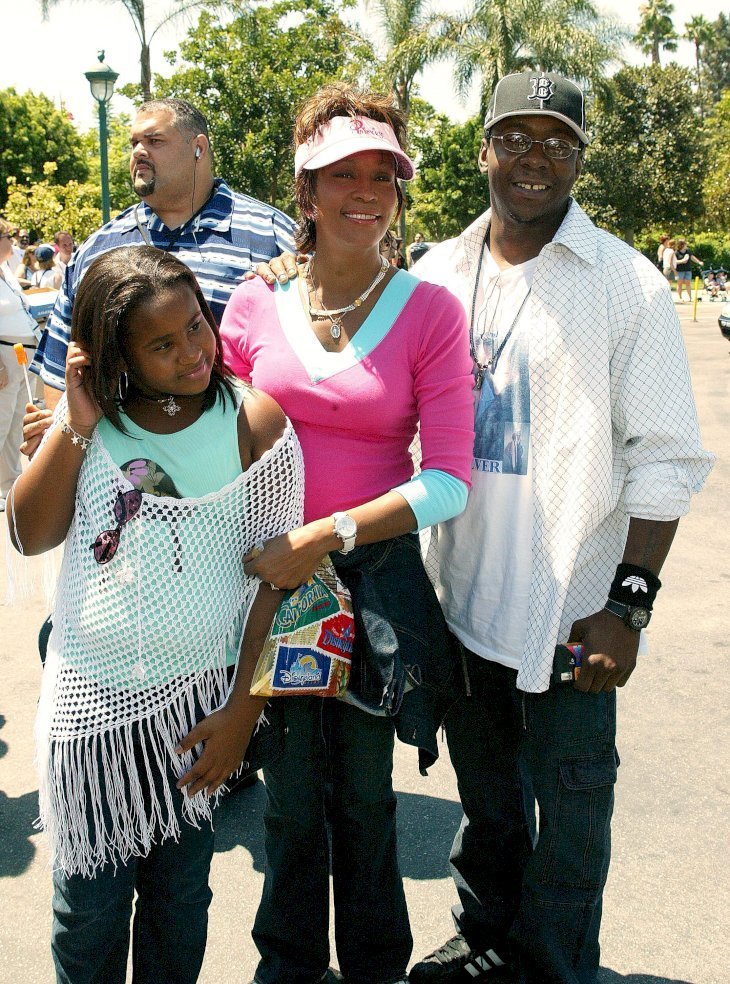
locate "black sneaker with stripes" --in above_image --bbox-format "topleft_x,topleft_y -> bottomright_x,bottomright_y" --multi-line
409,934 -> 513,984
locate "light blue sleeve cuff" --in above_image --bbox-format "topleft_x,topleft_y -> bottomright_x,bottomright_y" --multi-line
393,468 -> 469,531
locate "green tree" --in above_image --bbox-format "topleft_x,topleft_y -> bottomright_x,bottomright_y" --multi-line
443,0 -> 625,115
702,92 -> 730,231
4,163 -> 102,243
634,0 -> 677,66
0,88 -> 88,209
39,0 -> 207,100
408,113 -> 486,240
365,0 -> 457,115
702,14 -> 730,107
684,15 -> 713,116
364,0 -> 454,242
157,0 -> 375,213
578,65 -> 705,244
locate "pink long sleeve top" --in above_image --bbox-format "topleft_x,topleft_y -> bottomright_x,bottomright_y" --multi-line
220,270 -> 474,524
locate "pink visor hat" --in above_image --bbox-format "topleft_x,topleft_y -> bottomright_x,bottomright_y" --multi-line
294,115 -> 415,180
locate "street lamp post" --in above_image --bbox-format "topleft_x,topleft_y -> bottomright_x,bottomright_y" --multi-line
84,51 -> 119,225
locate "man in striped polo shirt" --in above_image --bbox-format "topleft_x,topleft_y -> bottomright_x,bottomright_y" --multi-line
31,98 -> 296,391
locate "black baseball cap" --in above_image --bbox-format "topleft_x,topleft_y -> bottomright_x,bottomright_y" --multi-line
484,72 -> 590,145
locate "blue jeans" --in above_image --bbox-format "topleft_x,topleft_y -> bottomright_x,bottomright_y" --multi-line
253,697 -> 412,984
49,724 -> 215,984
446,648 -> 618,984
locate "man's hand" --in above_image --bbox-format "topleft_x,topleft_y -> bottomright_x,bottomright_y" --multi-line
245,251 -> 302,286
21,403 -> 53,458
569,609 -> 640,693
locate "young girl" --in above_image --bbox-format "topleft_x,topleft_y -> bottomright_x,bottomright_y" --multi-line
7,246 -> 304,984
30,243 -> 62,290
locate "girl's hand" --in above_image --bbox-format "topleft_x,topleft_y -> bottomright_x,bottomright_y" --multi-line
21,403 -> 53,458
175,702 -> 263,797
243,523 -> 333,589
64,342 -> 101,431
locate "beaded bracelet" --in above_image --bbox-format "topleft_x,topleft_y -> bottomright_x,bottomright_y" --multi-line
61,421 -> 92,452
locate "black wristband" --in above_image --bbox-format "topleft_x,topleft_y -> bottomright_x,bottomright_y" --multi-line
608,563 -> 661,610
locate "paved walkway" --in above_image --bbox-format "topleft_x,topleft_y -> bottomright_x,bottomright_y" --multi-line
0,301 -> 727,984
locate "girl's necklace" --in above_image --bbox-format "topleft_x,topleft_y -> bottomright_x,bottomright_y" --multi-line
132,392 -> 182,416
305,256 -> 389,340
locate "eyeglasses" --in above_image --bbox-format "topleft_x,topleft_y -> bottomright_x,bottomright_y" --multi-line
0,234 -> 12,240
90,490 -> 143,564
491,132 -> 581,160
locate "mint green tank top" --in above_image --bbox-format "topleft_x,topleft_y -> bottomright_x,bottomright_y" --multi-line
96,386 -> 243,499
95,384 -> 245,668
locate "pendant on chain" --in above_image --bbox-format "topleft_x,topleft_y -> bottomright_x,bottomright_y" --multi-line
330,319 -> 343,341
160,395 -> 181,416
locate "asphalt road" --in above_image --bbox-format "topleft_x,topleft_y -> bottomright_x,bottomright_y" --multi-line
0,297 -> 727,984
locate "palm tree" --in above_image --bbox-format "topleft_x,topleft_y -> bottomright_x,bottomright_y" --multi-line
684,14 -> 713,117
634,0 -> 678,66
366,0 -> 451,115
39,0 -> 206,100
364,0 -> 455,241
443,0 -> 626,116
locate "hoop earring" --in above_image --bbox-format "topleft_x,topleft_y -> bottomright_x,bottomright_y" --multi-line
118,371 -> 128,401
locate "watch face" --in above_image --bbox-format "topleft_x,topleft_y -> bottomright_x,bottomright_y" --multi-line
336,515 -> 357,539
628,608 -> 650,630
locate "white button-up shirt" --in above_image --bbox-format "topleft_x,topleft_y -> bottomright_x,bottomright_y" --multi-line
415,200 -> 714,691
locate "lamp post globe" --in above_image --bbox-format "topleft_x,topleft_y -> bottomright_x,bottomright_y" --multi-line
84,51 -> 118,224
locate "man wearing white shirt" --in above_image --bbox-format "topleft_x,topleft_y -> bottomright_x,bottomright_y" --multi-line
408,72 -> 714,984
53,230 -> 74,279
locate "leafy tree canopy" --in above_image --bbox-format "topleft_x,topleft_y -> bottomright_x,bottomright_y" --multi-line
155,0 -> 377,215
365,0 -> 454,114
408,111 -> 486,241
702,13 -> 730,106
0,88 -> 88,209
443,0 -> 626,115
702,91 -> 730,231
577,64 -> 706,244
4,163 -> 102,243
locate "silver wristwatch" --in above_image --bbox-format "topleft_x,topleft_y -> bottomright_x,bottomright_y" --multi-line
332,512 -> 357,554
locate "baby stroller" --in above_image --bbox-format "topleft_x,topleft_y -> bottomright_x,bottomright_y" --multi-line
715,268 -> 728,302
702,269 -> 720,302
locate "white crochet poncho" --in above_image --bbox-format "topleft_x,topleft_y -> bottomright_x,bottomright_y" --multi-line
31,403 -> 304,877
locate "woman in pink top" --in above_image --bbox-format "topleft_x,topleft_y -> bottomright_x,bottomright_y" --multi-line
221,84 -> 474,984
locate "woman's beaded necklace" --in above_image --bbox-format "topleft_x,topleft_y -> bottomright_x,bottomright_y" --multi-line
305,256 -> 389,340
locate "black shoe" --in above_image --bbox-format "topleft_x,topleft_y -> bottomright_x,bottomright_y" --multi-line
409,934 -> 511,984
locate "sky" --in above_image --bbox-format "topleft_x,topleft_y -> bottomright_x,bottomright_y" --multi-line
0,0 -> 726,134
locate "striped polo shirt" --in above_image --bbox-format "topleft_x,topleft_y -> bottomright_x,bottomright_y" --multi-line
31,178 -> 296,389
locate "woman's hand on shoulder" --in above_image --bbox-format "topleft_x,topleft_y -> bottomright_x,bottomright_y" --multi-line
64,342 -> 101,432
245,251 -> 302,286
237,387 -> 288,465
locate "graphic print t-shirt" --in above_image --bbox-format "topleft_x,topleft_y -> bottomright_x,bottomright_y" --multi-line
438,248 -> 537,670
